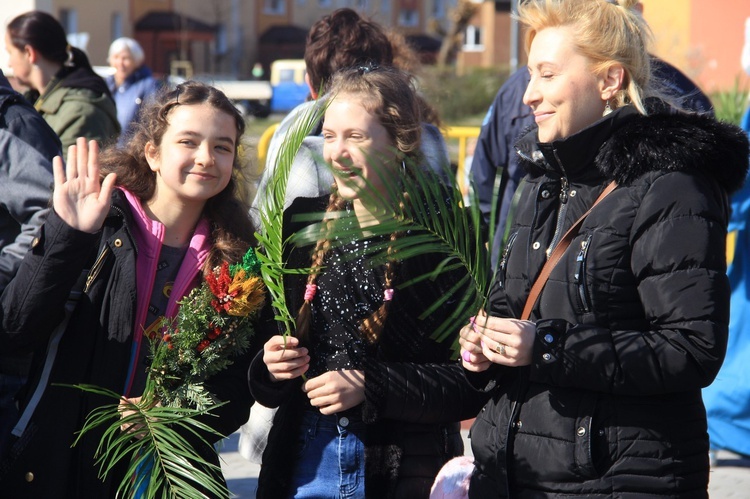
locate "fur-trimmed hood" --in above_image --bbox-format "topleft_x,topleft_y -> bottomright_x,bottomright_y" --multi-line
517,106 -> 750,195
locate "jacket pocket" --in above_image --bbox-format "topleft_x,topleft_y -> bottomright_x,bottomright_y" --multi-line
574,392 -> 611,480
573,234 -> 593,314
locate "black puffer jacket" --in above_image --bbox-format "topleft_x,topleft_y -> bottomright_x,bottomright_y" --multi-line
249,196 -> 486,499
468,107 -> 749,498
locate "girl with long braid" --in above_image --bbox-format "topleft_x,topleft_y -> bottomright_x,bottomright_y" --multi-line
248,66 -> 484,498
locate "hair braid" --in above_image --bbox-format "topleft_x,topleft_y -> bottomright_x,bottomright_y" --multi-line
295,186 -> 347,342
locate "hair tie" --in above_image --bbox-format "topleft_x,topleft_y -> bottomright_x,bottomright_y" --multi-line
304,283 -> 318,302
383,288 -> 394,302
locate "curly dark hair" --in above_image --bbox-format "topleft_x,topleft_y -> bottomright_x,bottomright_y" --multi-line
98,81 -> 255,272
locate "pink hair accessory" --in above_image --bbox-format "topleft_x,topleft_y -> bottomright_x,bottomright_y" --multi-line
383,288 -> 394,301
304,284 -> 318,301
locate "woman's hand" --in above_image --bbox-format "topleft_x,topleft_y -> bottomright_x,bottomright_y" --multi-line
459,316 -> 492,372
461,310 -> 536,370
262,335 -> 310,382
303,370 -> 365,415
119,396 -> 150,439
52,137 -> 117,233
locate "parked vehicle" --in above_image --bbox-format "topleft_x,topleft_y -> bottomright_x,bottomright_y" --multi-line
269,59 -> 308,114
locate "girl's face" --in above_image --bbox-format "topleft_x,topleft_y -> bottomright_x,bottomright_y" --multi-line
145,103 -> 237,211
4,33 -> 32,88
523,26 -> 611,143
322,93 -> 399,201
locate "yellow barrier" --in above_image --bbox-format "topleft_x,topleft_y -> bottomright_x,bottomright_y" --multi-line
255,123 -> 482,194
445,126 -> 481,196
256,122 -> 280,170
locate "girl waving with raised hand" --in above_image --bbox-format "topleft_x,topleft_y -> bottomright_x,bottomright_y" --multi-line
0,81 -> 261,498
249,65 -> 484,498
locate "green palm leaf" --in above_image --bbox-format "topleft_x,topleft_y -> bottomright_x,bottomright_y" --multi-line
67,382 -> 228,498
254,101 -> 328,338
290,152 -> 497,345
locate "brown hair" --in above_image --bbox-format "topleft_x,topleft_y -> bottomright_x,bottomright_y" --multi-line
98,81 -> 255,272
295,66 -> 422,344
304,8 -> 393,95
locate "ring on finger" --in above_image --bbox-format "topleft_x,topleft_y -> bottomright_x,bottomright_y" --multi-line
495,343 -> 506,356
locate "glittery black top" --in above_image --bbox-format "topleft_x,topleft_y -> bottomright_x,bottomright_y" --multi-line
284,198 -> 463,380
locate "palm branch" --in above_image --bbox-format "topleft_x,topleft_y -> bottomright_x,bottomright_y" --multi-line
290,153 -> 497,345
254,101 -> 328,337
65,382 -> 227,498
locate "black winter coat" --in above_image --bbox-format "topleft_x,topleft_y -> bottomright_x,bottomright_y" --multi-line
467,107 -> 749,498
249,196 -> 486,499
0,190 -> 258,498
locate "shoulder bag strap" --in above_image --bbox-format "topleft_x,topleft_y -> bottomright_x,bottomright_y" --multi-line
521,181 -> 618,321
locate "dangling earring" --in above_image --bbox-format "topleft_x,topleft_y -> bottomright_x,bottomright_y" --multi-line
603,99 -> 612,116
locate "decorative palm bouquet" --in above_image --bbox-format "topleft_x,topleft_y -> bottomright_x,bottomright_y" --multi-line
72,248 -> 267,497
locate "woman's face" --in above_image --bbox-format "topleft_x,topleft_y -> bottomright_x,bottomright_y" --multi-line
322,93 -> 399,201
523,26 -> 610,143
4,32 -> 32,88
110,48 -> 137,82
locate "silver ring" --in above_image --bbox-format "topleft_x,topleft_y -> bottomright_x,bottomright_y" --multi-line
496,343 -> 506,356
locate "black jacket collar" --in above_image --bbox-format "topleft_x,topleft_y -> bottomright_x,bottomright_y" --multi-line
516,106 -> 749,194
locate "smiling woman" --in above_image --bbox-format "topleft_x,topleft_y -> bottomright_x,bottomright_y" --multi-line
450,0 -> 750,497
0,81 -> 266,497
247,65 -> 483,499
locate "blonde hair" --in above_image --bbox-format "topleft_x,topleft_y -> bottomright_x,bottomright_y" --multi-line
519,0 -> 655,114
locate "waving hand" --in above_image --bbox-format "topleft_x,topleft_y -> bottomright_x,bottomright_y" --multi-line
52,138 -> 117,233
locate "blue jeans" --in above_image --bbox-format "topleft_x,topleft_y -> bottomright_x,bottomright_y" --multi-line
290,411 -> 365,499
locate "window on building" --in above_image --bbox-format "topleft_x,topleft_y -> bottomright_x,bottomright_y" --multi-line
111,12 -> 123,41
398,9 -> 419,27
59,8 -> 78,34
433,0 -> 447,18
216,23 -> 228,55
264,0 -> 286,15
464,25 -> 483,51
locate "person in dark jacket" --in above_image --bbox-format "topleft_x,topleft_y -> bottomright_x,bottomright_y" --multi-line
0,81 -> 260,498
106,37 -> 160,146
4,10 -> 120,150
471,0 -> 713,269
0,68 -> 61,459
456,0 -> 749,497
249,66 -> 482,499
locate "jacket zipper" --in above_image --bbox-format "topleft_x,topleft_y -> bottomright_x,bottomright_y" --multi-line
498,231 -> 518,289
82,205 -> 130,293
84,246 -> 110,293
574,234 -> 593,313
546,149 -> 570,258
